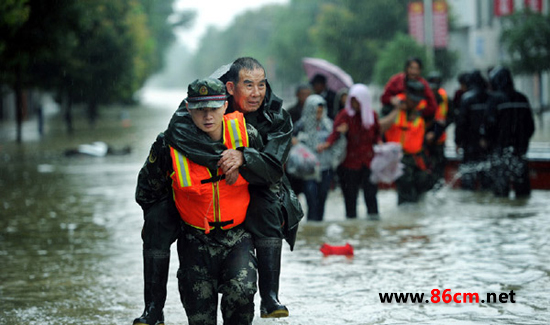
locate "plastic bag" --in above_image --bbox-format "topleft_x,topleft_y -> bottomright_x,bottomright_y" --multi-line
286,142 -> 320,180
370,143 -> 404,184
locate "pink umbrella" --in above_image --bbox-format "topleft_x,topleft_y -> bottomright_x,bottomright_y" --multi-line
302,57 -> 354,92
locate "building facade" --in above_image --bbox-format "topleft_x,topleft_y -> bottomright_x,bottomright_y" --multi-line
446,0 -> 549,110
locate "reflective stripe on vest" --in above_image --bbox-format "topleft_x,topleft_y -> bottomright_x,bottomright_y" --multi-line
384,110 -> 425,154
224,113 -> 249,149
170,112 -> 250,233
435,88 -> 448,144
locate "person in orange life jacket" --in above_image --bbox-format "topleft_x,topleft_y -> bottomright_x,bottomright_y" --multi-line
424,71 -> 450,181
180,58 -> 303,318
318,84 -> 382,220
134,78 -> 263,325
380,80 -> 436,205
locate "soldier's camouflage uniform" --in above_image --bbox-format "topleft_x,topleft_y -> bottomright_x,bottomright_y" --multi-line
177,225 -> 257,325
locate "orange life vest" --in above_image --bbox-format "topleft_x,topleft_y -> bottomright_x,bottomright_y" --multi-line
434,88 -> 448,144
170,112 -> 250,234
384,109 -> 425,154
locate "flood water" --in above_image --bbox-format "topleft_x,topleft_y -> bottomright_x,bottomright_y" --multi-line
1,88 -> 549,324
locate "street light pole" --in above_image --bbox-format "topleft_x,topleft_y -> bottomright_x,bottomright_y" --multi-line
424,0 -> 435,65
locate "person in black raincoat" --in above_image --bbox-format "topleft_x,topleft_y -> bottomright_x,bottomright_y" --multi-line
484,66 -> 535,197
218,57 -> 303,318
454,70 -> 493,190
170,57 -> 303,318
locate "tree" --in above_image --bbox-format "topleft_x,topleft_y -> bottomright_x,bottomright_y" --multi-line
0,0 -> 30,57
268,0 -> 323,85
500,10 -> 550,74
373,33 -> 432,86
0,0 -> 30,121
138,0 -> 194,74
312,0 -> 408,83
0,0 -> 82,142
191,4 -> 286,79
0,0 -> 188,139
500,9 -> 550,110
190,0 -> 323,89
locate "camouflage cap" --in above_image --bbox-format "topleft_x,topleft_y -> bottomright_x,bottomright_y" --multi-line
405,80 -> 425,103
186,78 -> 227,109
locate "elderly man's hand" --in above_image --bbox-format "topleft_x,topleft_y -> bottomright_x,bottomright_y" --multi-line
218,149 -> 244,185
224,169 -> 239,185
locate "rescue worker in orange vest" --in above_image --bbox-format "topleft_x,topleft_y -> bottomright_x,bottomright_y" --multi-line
159,58 -> 302,321
135,78 -> 263,325
425,71 -> 450,181
380,80 -> 436,204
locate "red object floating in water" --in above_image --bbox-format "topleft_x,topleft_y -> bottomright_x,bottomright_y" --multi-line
320,243 -> 354,256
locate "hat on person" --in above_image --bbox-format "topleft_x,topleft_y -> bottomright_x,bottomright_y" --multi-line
405,80 -> 425,103
186,78 -> 227,109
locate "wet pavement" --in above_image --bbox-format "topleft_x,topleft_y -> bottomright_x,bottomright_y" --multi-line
1,88 -> 549,324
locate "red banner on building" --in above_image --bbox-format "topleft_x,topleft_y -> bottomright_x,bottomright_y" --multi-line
432,1 -> 448,48
524,0 -> 543,12
494,0 -> 514,16
408,2 -> 424,45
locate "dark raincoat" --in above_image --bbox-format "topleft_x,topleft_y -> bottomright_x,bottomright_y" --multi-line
165,81 -> 303,250
484,67 -> 535,155
454,71 -> 492,161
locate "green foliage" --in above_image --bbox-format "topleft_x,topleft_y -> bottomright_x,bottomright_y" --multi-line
312,0 -> 408,83
0,0 -> 183,104
268,0 -> 323,84
190,0 -> 442,89
500,10 -> 550,74
432,48 -> 458,81
190,0 -> 324,86
0,0 -> 30,56
0,0 -> 192,139
191,4 -> 287,79
139,0 -> 193,73
0,0 -> 80,86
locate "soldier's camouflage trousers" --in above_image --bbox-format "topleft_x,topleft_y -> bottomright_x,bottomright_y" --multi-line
177,226 -> 257,325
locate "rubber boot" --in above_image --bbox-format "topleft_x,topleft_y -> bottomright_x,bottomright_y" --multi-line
133,249 -> 170,325
256,238 -> 289,318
